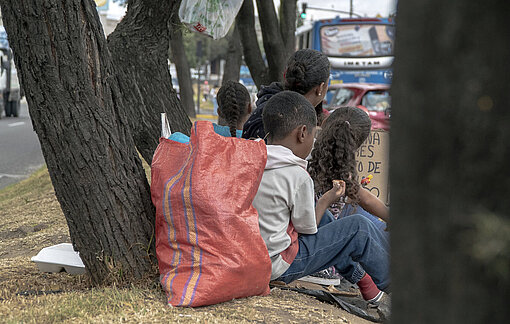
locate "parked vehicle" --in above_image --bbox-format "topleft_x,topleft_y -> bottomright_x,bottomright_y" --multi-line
324,83 -> 391,131
0,26 -> 22,118
296,17 -> 395,85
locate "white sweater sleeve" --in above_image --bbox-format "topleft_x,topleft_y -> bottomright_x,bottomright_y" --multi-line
290,177 -> 318,234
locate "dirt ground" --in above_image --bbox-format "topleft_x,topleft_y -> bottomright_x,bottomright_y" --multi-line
0,167 -> 376,323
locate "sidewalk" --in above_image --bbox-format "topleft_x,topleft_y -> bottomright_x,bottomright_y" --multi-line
194,104 -> 217,123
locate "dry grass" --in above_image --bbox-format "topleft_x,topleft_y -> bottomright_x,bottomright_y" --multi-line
0,165 -> 371,323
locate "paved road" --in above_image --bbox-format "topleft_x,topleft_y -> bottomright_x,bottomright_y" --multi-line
0,101 -> 45,190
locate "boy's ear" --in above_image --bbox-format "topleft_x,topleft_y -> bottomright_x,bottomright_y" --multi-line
297,125 -> 307,143
247,102 -> 253,114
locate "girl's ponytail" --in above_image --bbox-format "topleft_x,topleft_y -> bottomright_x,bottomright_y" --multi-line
338,120 -> 361,202
284,49 -> 330,94
309,106 -> 371,204
226,84 -> 240,137
217,81 -> 250,137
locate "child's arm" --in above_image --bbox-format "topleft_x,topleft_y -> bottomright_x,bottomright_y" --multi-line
358,187 -> 389,223
315,180 -> 346,225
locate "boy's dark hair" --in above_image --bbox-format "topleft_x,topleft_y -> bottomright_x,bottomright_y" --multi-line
308,107 -> 371,203
284,49 -> 331,95
262,91 -> 317,142
217,80 -> 251,137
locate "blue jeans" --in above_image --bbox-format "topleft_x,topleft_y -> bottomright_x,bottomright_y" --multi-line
276,211 -> 390,291
339,204 -> 389,239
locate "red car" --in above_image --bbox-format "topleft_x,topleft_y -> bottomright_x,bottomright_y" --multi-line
324,83 -> 391,131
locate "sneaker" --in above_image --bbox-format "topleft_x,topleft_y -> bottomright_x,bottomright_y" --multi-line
368,292 -> 391,322
299,267 -> 341,286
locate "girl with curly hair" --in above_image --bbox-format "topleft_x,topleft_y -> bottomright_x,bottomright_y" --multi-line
301,106 -> 390,304
308,106 -> 389,227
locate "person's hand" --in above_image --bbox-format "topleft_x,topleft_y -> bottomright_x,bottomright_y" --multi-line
315,180 -> 346,225
321,180 -> 346,205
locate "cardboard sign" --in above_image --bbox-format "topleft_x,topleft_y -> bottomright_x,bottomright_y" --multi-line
356,130 -> 390,205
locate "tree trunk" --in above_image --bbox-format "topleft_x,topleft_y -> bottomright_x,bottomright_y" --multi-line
279,0 -> 297,59
0,0 -> 156,284
108,0 -> 192,165
236,0 -> 270,89
391,1 -> 510,323
215,26 -> 243,127
169,10 -> 196,118
255,0 -> 287,82
222,25 -> 242,84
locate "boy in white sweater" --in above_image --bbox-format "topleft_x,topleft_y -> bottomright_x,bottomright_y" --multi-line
253,91 -> 390,303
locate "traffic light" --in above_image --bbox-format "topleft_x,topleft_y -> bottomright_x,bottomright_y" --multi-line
300,3 -> 307,19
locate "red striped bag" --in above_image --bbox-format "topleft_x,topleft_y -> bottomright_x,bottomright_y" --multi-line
151,121 -> 271,307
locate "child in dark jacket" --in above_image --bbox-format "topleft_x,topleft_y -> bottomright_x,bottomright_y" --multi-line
242,49 -> 330,140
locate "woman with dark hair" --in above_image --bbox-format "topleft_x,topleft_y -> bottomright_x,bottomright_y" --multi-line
242,49 -> 330,140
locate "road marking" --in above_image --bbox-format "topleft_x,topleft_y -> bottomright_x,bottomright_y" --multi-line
8,122 -> 25,127
0,173 -> 26,179
196,114 -> 217,120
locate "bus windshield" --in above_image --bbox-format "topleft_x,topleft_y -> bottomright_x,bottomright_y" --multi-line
320,24 -> 395,57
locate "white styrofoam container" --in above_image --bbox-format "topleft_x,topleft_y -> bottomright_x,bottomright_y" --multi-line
31,243 -> 86,275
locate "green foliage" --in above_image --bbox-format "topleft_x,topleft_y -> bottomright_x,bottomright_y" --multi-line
177,24 -> 229,68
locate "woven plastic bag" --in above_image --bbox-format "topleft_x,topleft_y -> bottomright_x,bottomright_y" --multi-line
178,0 -> 243,39
151,121 -> 271,307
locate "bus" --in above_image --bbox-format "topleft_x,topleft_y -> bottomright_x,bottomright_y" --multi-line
295,17 -> 396,85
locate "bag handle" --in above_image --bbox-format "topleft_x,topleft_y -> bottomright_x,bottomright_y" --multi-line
161,113 -> 172,138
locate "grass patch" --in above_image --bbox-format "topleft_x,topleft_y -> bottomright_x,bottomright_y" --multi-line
0,166 -> 54,205
0,154 -> 370,323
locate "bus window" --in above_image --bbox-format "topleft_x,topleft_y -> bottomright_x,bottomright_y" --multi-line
362,90 -> 391,112
320,24 -> 395,57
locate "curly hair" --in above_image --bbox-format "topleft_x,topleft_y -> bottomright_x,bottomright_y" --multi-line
217,80 -> 251,137
284,49 -> 330,95
308,107 -> 371,204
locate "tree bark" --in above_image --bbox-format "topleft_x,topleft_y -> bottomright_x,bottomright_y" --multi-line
279,0 -> 297,59
108,0 -> 192,165
214,26 -> 243,127
236,0 -> 270,89
391,1 -> 510,323
169,9 -> 196,118
0,0 -> 156,284
222,25 -> 242,84
255,0 -> 287,82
